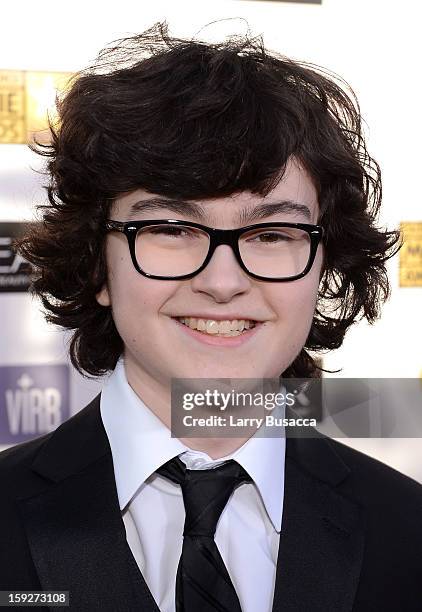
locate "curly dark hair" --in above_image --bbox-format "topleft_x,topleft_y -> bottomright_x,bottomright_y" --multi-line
17,21 -> 401,378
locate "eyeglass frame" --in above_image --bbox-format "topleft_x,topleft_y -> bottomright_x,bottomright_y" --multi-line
105,218 -> 324,282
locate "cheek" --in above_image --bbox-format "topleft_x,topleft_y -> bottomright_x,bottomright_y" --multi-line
106,240 -> 148,310
106,259 -> 177,340
109,275 -> 153,324
102,237 -> 177,355
268,270 -> 321,334
108,277 -> 156,355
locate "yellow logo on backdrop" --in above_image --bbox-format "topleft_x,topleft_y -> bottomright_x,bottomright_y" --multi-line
400,222 -> 422,287
0,71 -> 26,143
0,70 -> 73,144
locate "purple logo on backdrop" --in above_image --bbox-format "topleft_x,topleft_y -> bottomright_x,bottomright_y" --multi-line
0,364 -> 70,444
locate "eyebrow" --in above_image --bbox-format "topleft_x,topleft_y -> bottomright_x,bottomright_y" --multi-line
127,197 -> 312,224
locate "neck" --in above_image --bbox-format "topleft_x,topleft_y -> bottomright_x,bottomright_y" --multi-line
124,359 -> 254,459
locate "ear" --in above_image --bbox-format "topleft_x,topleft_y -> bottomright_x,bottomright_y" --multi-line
96,284 -> 111,307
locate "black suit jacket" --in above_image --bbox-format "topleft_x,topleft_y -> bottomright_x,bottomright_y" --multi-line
1,394 -> 421,611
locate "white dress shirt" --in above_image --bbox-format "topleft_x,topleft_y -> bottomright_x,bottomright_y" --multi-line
100,360 -> 286,612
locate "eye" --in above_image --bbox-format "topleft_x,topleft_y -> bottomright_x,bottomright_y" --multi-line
139,224 -> 209,247
247,230 -> 295,243
146,225 -> 199,239
149,226 -> 187,237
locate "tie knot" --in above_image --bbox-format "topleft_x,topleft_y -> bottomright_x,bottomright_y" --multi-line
156,456 -> 252,537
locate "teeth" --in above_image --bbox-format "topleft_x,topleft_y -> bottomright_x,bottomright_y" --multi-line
206,320 -> 219,334
219,320 -> 231,334
177,317 -> 257,336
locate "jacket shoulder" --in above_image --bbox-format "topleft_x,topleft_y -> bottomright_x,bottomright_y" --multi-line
326,437 -> 422,508
0,434 -> 52,487
0,394 -> 102,495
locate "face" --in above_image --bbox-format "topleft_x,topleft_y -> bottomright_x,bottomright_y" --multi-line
97,158 -> 323,409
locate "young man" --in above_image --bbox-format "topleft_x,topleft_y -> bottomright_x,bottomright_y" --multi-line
1,22 -> 421,612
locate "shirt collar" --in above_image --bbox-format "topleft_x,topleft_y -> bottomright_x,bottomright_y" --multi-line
100,360 -> 189,510
100,359 -> 285,532
226,431 -> 285,532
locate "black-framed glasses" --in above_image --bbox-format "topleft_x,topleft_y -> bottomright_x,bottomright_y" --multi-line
105,219 -> 324,282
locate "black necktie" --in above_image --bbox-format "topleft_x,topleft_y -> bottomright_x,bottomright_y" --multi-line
156,455 -> 252,612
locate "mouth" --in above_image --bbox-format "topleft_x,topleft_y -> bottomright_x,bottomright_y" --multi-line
174,316 -> 259,337
170,316 -> 264,347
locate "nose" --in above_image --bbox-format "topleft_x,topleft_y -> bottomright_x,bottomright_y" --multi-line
190,244 -> 251,301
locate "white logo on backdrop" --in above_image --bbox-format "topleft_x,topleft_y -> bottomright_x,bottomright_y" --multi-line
0,237 -> 27,274
5,373 -> 62,435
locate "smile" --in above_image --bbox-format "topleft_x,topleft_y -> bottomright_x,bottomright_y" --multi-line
171,316 -> 263,347
176,317 -> 257,337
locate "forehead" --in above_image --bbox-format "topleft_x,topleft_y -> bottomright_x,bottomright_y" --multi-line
112,158 -> 319,224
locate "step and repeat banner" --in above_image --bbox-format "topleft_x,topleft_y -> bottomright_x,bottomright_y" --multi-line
0,222 -> 68,445
0,220 -> 102,449
0,70 -> 72,144
0,221 -> 68,445
1,69 -> 103,449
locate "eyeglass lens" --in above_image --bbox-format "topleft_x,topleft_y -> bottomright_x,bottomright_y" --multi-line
134,223 -> 312,279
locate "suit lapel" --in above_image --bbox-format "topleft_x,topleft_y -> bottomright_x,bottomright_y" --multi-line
272,434 -> 365,612
18,396 -> 160,612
